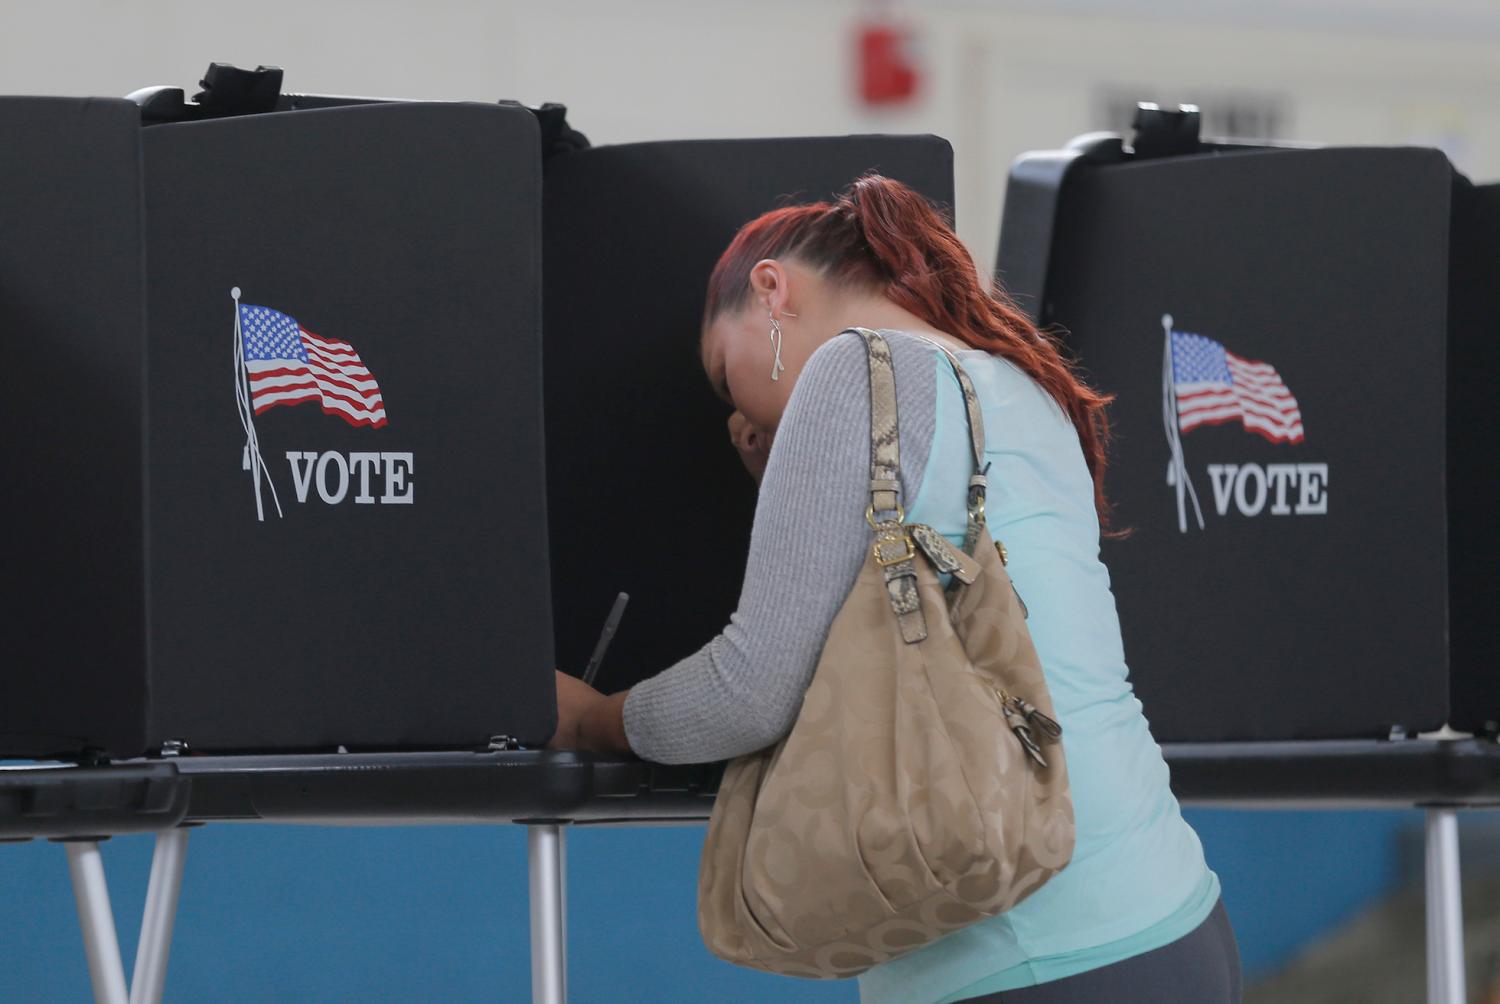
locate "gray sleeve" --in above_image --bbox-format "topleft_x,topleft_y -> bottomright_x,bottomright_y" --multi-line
621,330 -> 939,764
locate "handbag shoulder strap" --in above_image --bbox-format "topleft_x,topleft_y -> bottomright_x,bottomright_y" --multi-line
909,335 -> 990,556
844,328 -> 992,559
844,327 -> 904,518
845,327 -> 928,643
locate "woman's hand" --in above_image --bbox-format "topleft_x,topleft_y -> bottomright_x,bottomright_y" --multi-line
546,669 -> 606,750
728,410 -> 773,485
545,670 -> 633,755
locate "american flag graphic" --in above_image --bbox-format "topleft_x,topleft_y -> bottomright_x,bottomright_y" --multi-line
1169,328 -> 1303,444
239,303 -> 387,428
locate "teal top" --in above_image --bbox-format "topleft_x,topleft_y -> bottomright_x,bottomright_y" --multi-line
857,342 -> 1222,1003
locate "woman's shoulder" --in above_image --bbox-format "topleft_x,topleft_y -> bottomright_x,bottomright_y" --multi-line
802,328 -> 869,372
803,327 -> 950,381
799,329 -> 953,402
790,329 -> 940,457
876,329 -> 1052,407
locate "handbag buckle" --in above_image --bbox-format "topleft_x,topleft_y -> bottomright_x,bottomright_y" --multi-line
872,528 -> 916,566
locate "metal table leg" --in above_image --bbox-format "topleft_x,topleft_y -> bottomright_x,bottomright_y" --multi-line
64,840 -> 129,1004
528,824 -> 567,1004
558,823 -> 568,1001
130,827 -> 191,1004
1425,808 -> 1465,1004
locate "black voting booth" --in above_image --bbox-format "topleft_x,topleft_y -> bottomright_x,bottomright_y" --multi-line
0,91 -> 555,760
0,77 -> 589,1004
1,66 -> 957,1004
994,109 -> 1500,1004
997,111 -> 1500,744
542,135 -> 955,692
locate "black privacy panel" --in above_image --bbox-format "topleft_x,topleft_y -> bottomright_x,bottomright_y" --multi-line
141,102 -> 554,752
1039,147 -> 1457,741
0,98 -> 149,757
1446,179 -> 1500,732
544,136 -> 954,693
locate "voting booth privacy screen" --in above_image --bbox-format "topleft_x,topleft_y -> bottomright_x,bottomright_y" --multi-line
0,97 -> 555,759
1,82 -> 959,762
998,137 -> 1499,742
542,136 -> 955,699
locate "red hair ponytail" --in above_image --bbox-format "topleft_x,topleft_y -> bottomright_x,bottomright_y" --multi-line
704,174 -> 1123,538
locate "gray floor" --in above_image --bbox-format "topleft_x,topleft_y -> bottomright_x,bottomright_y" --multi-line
1247,865 -> 1500,1003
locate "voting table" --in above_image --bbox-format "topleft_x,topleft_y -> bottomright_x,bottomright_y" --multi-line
0,751 -> 720,1004
6,738 -> 1500,1004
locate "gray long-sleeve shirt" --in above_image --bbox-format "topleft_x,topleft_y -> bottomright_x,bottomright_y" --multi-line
621,329 -> 941,764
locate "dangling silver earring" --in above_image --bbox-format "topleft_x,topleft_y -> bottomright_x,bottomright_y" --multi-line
768,310 -> 788,381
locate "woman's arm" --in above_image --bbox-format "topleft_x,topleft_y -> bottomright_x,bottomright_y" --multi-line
597,330 -> 940,764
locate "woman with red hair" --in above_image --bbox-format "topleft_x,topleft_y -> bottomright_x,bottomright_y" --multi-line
550,175 -> 1241,1003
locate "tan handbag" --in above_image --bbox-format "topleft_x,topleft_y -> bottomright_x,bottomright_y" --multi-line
697,328 -> 1075,979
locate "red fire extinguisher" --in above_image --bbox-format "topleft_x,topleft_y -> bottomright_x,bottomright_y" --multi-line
857,16 -> 921,106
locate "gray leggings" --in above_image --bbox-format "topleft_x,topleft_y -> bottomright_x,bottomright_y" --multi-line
955,898 -> 1242,1004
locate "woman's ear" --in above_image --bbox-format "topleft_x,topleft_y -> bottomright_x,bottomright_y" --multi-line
748,259 -> 790,317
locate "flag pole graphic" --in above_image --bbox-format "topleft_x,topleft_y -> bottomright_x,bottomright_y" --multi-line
1161,313 -> 1204,533
232,288 -> 283,522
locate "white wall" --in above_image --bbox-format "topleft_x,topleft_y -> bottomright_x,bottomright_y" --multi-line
3,0 -> 1497,273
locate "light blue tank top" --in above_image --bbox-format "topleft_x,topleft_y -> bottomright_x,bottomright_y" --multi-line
857,341 -> 1221,1003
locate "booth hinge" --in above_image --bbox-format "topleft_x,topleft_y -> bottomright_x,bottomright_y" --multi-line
160,739 -> 189,757
487,734 -> 522,751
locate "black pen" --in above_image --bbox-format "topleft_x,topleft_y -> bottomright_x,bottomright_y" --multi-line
581,592 -> 630,688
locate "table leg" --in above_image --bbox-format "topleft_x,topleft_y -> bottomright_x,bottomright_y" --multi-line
558,824 -> 568,1001
528,824 -> 567,1004
64,841 -> 129,1004
129,827 -> 190,1004
1425,808 -> 1465,1004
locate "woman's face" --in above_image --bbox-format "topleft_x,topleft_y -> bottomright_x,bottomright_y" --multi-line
701,302 -> 787,485
702,258 -> 859,484
699,258 -> 832,445
701,299 -> 794,437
